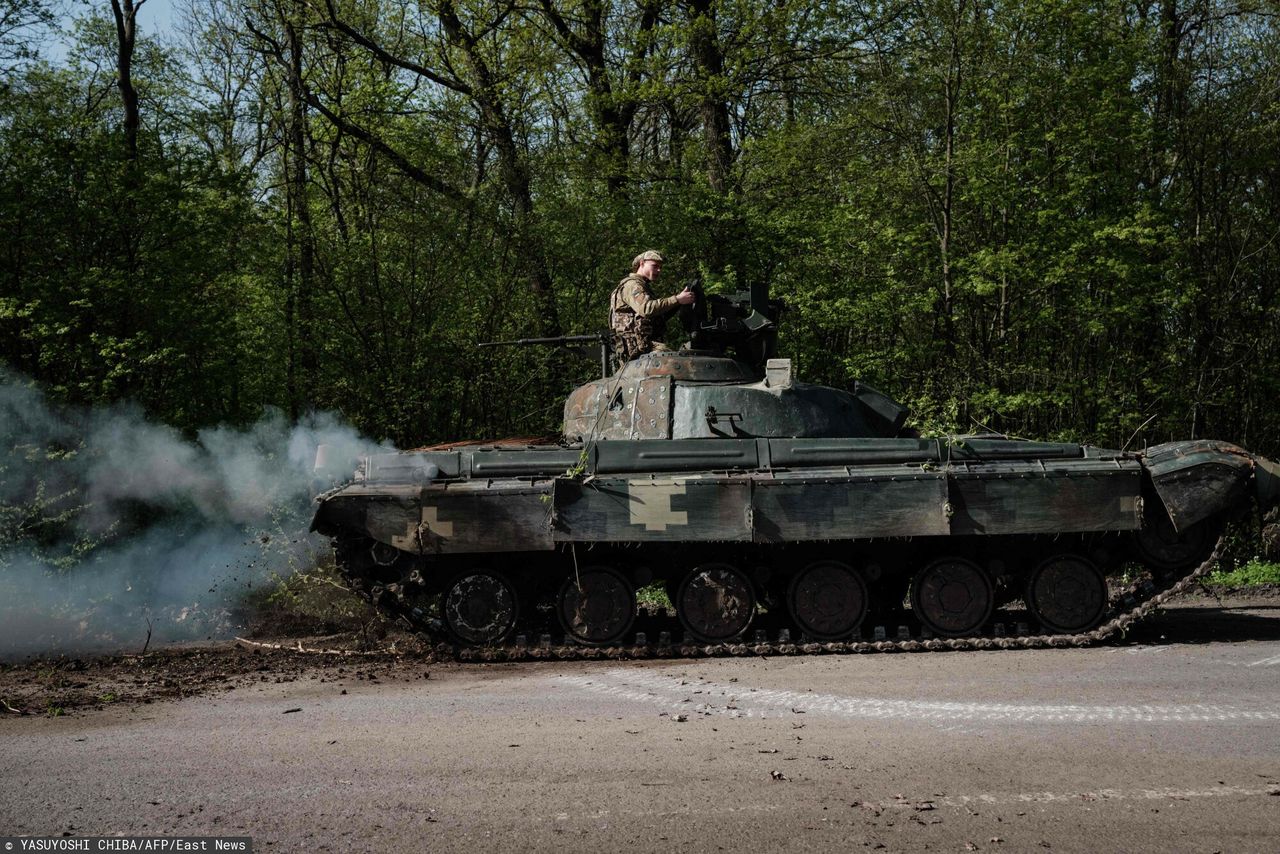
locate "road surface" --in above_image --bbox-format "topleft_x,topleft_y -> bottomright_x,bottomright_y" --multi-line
2,599 -> 1278,852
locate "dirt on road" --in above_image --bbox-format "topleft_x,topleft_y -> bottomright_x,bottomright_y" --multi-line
2,595 -> 1278,854
0,589 -> 1276,717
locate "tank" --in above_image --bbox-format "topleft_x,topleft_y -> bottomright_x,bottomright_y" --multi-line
310,286 -> 1280,652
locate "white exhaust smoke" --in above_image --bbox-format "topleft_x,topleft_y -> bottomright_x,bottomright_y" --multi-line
0,368 -> 392,658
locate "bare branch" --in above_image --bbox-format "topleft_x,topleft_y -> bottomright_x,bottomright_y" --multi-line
319,0 -> 470,95
302,89 -> 466,203
244,14 -> 466,204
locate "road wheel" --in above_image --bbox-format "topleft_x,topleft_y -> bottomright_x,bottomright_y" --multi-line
558,566 -> 636,645
676,563 -> 756,644
442,570 -> 519,645
787,560 -> 868,640
1025,555 -> 1108,634
1133,504 -> 1222,574
911,557 -> 993,638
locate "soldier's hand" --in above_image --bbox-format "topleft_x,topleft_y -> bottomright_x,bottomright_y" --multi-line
675,286 -> 696,306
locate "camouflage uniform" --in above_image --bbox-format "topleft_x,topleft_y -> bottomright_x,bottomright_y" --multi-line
609,272 -> 681,364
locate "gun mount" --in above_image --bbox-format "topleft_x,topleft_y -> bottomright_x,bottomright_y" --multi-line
562,280 -> 904,442
676,281 -> 784,373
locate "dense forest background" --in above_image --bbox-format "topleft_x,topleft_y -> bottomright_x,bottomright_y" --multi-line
3,0 -> 1279,454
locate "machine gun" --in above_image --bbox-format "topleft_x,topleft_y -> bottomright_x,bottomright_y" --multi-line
478,332 -> 613,379
678,279 -> 785,373
479,279 -> 784,379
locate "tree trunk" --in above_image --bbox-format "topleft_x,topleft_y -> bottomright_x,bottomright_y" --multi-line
686,0 -> 732,195
936,0 -> 965,360
109,0 -> 143,162
439,0 -> 561,337
284,12 -> 316,417
537,0 -> 637,195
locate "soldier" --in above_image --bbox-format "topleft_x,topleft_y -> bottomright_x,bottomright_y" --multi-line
609,250 -> 696,365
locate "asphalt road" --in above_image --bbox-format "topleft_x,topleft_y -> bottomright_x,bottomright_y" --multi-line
2,600 -> 1279,853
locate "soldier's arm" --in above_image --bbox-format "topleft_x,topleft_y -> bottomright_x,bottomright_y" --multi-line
623,283 -> 679,317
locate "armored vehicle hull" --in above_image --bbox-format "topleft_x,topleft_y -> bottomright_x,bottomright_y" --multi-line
312,426 -> 1278,651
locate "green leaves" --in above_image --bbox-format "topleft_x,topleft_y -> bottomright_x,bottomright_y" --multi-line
0,0 -> 1276,457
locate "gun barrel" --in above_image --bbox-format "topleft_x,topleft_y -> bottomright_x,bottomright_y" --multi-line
478,334 -> 604,348
478,332 -> 614,378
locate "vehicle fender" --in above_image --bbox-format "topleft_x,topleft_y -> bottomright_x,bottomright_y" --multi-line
1141,440 -> 1258,531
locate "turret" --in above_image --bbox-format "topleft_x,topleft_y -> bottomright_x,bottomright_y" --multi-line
562,283 -> 909,442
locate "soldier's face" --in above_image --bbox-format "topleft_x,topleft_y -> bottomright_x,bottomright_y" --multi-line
641,260 -> 662,280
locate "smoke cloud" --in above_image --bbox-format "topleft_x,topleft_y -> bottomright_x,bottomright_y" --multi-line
0,368 -> 391,659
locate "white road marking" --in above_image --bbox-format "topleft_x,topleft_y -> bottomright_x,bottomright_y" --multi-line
1123,645 -> 1171,655
532,785 -> 1278,824
555,670 -> 1280,725
1247,654 -> 1280,667
894,785 -> 1278,810
540,802 -> 785,823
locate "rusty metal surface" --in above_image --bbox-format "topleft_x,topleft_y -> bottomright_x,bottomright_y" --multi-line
620,351 -> 757,382
630,375 -> 673,438
1142,440 -> 1255,530
562,381 -> 613,440
562,376 -> 674,441
408,436 -> 559,451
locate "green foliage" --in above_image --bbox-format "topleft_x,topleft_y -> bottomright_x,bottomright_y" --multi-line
1206,561 -> 1280,588
0,47 -> 277,430
0,0 -> 1276,461
0,430 -> 107,572
0,0 -> 55,68
636,583 -> 673,614
249,562 -> 383,634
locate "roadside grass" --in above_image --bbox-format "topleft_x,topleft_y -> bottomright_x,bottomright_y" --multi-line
1205,559 -> 1280,587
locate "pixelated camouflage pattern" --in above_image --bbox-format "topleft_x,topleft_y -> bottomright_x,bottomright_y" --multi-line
312,437 -> 1257,556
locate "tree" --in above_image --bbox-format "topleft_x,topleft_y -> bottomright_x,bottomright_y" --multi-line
109,0 -> 147,161
0,0 -> 54,70
3,0 -> 1278,456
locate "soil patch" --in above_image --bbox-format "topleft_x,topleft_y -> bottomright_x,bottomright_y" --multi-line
1187,582 -> 1280,600
0,628 -> 435,717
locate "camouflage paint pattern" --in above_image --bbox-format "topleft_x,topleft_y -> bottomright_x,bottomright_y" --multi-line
312,436 -> 1235,555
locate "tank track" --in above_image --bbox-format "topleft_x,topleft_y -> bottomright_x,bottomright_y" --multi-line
337,536 -> 1225,663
